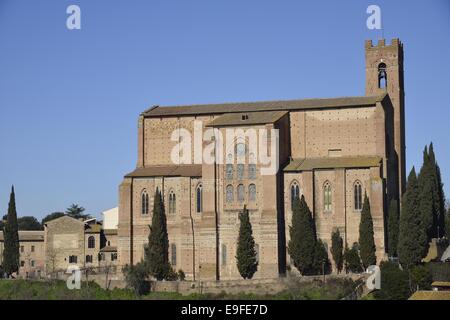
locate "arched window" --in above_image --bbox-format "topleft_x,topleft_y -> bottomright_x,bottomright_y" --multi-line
249,184 -> 256,202
196,184 -> 203,213
248,164 -> 257,179
290,181 -> 300,210
226,164 -> 233,180
323,181 -> 332,212
354,181 -> 363,211
226,185 -> 234,203
221,244 -> 227,266
141,190 -> 149,215
237,184 -> 245,202
237,164 -> 244,180
378,63 -> 387,89
88,236 -> 95,249
171,243 -> 177,266
168,190 -> 176,214
236,143 -> 246,157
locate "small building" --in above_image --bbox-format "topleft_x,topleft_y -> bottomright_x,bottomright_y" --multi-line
0,230 -> 45,279
431,281 -> 450,292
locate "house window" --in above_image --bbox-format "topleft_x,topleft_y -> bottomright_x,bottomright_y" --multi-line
226,185 -> 234,203
88,236 -> 95,249
248,164 -> 257,179
290,182 -> 300,210
86,255 -> 93,263
20,246 -> 24,253
196,184 -> 203,213
323,181 -> 332,212
69,255 -> 78,264
31,245 -> 35,253
226,164 -> 233,180
169,190 -> 176,214
98,253 -> 105,261
237,164 -> 244,180
221,244 -> 227,266
354,181 -> 363,211
248,184 -> 256,202
378,63 -> 387,89
20,261 -> 25,267
237,184 -> 245,202
141,190 -> 149,215
171,244 -> 177,266
31,260 -> 35,267
111,253 -> 117,261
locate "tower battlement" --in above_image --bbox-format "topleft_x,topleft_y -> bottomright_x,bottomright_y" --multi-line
365,38 -> 402,49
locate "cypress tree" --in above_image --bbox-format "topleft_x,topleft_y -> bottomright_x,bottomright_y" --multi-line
331,229 -> 344,273
144,188 -> 170,280
428,143 -> 446,238
235,206 -> 258,279
387,199 -> 399,257
344,243 -> 363,273
359,193 -> 376,268
418,146 -> 434,242
398,168 -> 428,269
3,186 -> 20,276
288,195 -> 316,275
314,239 -> 331,275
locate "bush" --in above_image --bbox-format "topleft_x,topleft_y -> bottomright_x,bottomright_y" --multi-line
344,243 -> 363,273
410,265 -> 432,291
374,261 -> 410,300
122,262 -> 150,296
177,269 -> 186,281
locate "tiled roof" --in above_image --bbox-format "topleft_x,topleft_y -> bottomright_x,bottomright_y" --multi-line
103,229 -> 118,235
143,95 -> 387,118
409,291 -> 450,300
125,165 -> 202,178
206,111 -> 288,127
284,156 -> 382,172
100,246 -> 117,253
432,281 -> 450,287
0,230 -> 44,242
85,224 -> 102,233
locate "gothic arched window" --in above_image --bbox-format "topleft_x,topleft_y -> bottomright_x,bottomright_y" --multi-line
236,143 -> 246,157
221,244 -> 227,266
226,164 -> 233,180
290,181 -> 300,210
196,184 -> 203,213
248,164 -> 257,179
323,181 -> 332,212
378,63 -> 387,89
171,243 -> 177,266
226,185 -> 234,203
354,181 -> 363,211
237,184 -> 245,202
237,164 -> 244,180
88,236 -> 95,249
249,184 -> 256,202
168,190 -> 176,214
141,190 -> 149,215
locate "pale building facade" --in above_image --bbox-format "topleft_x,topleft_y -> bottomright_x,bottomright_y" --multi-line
118,39 -> 406,280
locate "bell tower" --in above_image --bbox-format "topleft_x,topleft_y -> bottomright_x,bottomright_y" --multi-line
365,38 -> 406,196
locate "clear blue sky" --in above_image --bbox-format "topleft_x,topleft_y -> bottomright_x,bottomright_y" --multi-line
0,0 -> 449,220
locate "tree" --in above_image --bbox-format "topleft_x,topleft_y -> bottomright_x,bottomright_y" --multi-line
387,199 -> 399,257
236,205 -> 258,279
17,216 -> 43,230
446,207 -> 450,239
144,188 -> 170,280
410,265 -> 432,291
374,261 -> 410,300
418,146 -> 435,242
41,212 -> 65,225
331,229 -> 344,273
359,193 -> 376,268
288,195 -> 316,275
123,262 -> 150,296
66,204 -> 89,220
3,186 -> 20,276
398,168 -> 428,269
314,239 -> 331,275
343,243 -> 363,273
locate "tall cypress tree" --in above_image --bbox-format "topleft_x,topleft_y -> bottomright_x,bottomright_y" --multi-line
144,188 -> 170,280
387,199 -> 399,257
331,229 -> 344,273
359,193 -> 376,268
235,206 -> 258,279
398,168 -> 428,269
418,146 -> 434,242
3,186 -> 20,276
288,195 -> 316,275
428,143 -> 446,238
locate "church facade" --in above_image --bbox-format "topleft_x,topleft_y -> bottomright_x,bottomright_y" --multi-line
118,39 -> 406,280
